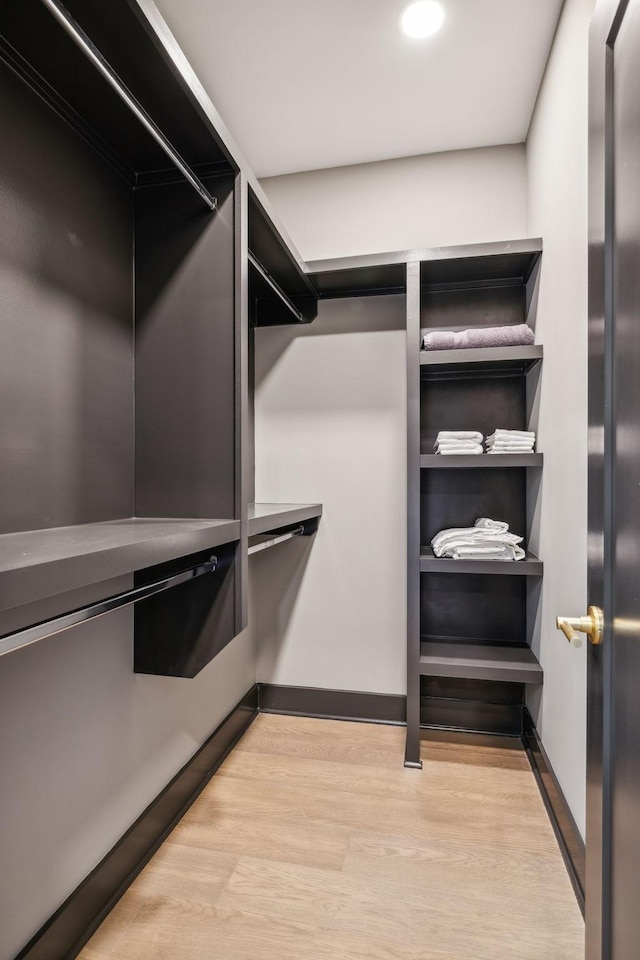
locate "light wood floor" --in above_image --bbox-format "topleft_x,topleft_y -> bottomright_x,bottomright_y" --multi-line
79,714 -> 584,960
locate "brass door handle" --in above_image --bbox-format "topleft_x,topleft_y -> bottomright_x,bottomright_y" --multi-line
556,606 -> 604,647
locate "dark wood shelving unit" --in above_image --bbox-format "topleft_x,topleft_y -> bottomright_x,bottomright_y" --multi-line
405,239 -> 544,765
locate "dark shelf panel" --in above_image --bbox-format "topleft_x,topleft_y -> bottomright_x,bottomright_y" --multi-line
419,547 -> 543,576
419,639 -> 543,684
248,503 -> 323,537
420,453 -> 542,469
0,517 -> 240,610
306,239 -> 542,299
309,261 -> 406,299
420,344 -> 543,376
419,241 -> 542,291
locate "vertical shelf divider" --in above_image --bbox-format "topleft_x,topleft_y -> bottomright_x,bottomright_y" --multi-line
405,260 -> 423,768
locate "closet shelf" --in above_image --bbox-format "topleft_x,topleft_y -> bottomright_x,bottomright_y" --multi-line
249,253 -> 308,326
419,547 -> 543,576
420,453 -> 543,469
419,639 -> 543,684
0,518 -> 241,611
420,344 -> 543,376
248,503 -> 322,537
248,191 -> 318,327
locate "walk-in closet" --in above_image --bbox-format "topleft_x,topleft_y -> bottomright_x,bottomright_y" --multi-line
3,0 -> 634,957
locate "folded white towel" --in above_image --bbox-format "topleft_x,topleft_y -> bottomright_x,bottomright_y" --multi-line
432,524 -> 521,557
487,441 -> 535,450
487,437 -> 535,445
486,436 -> 535,447
486,440 -> 535,448
431,518 -> 525,562
487,429 -> 535,442
488,446 -> 535,454
487,443 -> 535,453
451,542 -> 526,561
435,441 -> 484,454
435,438 -> 481,448
436,431 -> 483,443
436,446 -> 484,455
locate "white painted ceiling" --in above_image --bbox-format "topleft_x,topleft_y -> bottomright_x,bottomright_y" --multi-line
155,0 -> 563,179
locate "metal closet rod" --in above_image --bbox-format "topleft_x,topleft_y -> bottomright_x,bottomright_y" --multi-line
39,0 -> 217,212
0,556 -> 217,660
248,252 -> 306,323
248,525 -> 305,556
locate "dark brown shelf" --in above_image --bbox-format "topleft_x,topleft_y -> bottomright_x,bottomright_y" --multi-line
419,547 -> 543,576
248,503 -> 323,536
420,344 -> 543,375
306,239 -> 542,300
419,638 -> 543,684
0,518 -> 241,611
420,453 -> 542,469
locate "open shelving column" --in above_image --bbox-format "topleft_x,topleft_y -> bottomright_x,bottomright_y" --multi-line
405,241 -> 544,767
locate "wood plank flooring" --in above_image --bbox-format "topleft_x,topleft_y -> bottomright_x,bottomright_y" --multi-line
78,714 -> 584,960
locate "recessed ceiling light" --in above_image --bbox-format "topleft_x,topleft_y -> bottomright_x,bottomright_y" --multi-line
399,1 -> 445,39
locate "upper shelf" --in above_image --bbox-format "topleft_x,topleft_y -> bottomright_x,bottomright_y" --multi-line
0,517 -> 240,611
248,503 -> 323,537
419,241 -> 541,292
306,238 -> 542,299
420,344 -> 543,377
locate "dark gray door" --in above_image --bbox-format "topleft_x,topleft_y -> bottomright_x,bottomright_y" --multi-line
588,1 -> 640,957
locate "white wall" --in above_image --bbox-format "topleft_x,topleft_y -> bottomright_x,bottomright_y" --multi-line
261,145 -> 527,261
526,0 -> 595,839
254,296 -> 407,694
259,35 -> 593,837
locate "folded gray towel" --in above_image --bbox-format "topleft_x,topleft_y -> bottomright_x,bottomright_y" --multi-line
423,330 -> 457,350
422,324 -> 534,351
463,324 -> 534,349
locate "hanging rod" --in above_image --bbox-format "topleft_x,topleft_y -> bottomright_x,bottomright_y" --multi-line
39,0 -> 217,212
248,252 -> 306,323
248,525 -> 305,556
0,556 -> 217,660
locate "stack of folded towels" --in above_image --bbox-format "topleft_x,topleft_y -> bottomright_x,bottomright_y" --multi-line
431,518 -> 525,562
486,429 -> 536,454
422,323 -> 534,352
434,431 -> 483,455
